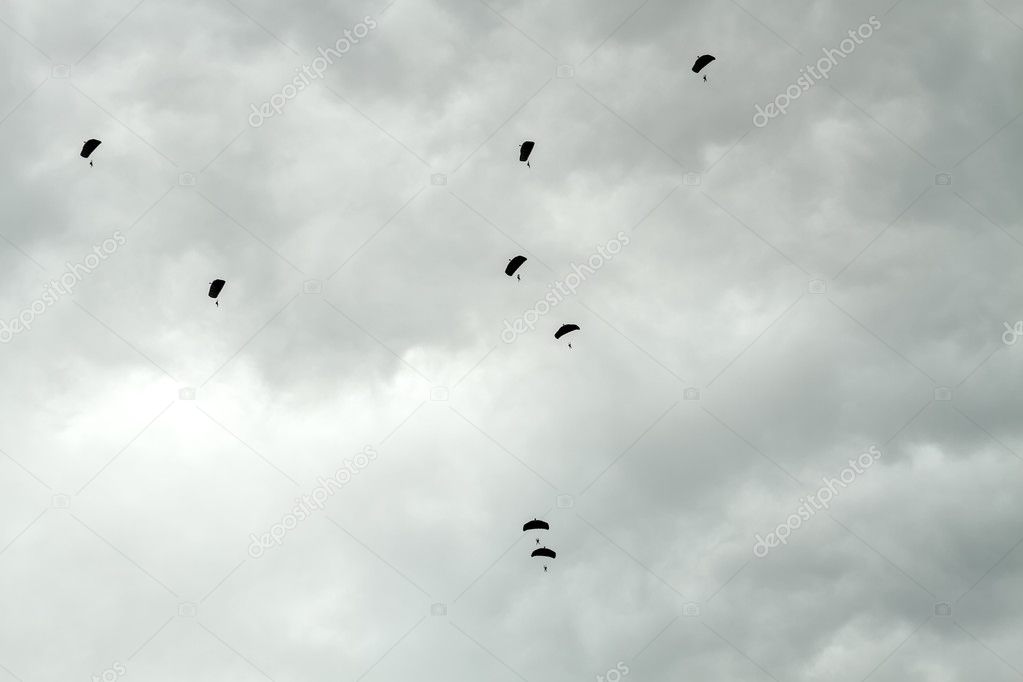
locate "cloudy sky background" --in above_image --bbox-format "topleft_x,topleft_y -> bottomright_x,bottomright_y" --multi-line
1,0 -> 1022,679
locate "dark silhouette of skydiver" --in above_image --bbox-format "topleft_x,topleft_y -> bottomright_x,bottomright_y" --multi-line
81,139 -> 101,166
208,279 -> 226,306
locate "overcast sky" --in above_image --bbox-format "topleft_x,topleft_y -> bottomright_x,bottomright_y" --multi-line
1,0 -> 1022,680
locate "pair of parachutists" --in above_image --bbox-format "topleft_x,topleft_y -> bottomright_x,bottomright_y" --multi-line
78,139 -> 231,307
505,249 -> 581,349
78,139 -> 231,305
523,518 -> 556,572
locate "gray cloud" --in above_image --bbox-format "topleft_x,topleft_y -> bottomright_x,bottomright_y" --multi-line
1,0 -> 1022,680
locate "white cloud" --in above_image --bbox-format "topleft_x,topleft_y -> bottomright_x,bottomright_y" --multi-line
1,0 -> 1022,679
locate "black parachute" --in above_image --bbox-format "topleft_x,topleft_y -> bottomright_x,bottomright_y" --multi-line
531,547 -> 556,559
506,255 -> 527,278
554,324 -> 580,340
519,141 -> 534,168
81,139 -> 101,166
208,279 -> 225,306
522,519 -> 549,532
80,139 -> 101,157
692,55 -> 715,73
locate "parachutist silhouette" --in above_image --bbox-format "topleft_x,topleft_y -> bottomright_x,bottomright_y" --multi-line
209,279 -> 226,305
519,141 -> 534,168
692,55 -> 715,75
703,75 -> 707,82
517,274 -> 521,281
506,256 -> 527,279
536,538 -> 540,544
532,545 -> 556,570
81,139 -> 101,165
555,324 -> 580,348
215,300 -> 219,307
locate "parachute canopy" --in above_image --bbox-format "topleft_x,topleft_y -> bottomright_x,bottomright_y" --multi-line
692,55 -> 715,73
519,141 -> 534,163
554,324 -> 580,340
506,255 -> 527,276
522,519 -> 549,532
531,547 -> 556,559
80,139 -> 101,158
208,279 -> 226,299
